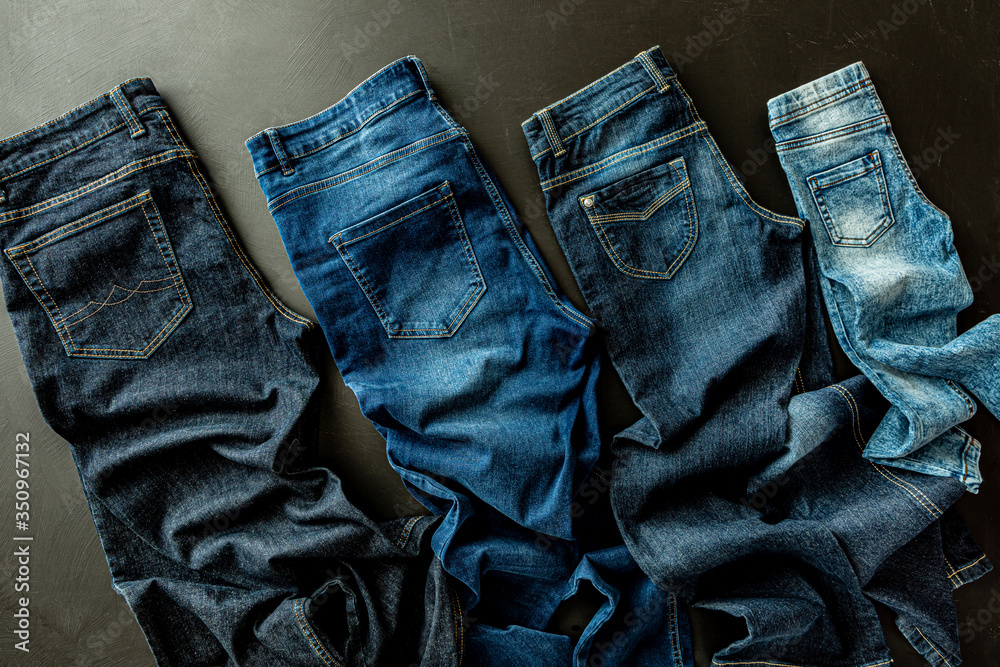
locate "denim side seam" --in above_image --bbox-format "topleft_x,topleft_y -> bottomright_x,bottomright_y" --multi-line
294,597 -> 343,667
154,110 -> 315,332
458,134 -> 594,331
830,384 -> 942,519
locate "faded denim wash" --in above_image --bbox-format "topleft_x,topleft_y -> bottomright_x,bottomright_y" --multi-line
247,56 -> 693,667
523,47 -> 989,666
769,62 -> 1000,489
0,79 -> 462,667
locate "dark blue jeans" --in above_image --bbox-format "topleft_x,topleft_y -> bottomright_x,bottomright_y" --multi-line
247,57 -> 693,667
0,79 -> 462,666
523,47 -> 989,666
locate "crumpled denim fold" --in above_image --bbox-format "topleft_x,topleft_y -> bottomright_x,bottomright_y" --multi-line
769,61 -> 1000,489
0,78 -> 461,666
523,47 -> 990,666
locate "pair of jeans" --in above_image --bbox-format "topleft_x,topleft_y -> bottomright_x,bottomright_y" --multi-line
0,79 -> 461,666
247,57 -> 693,666
768,62 -> 1000,487
523,46 -> 990,665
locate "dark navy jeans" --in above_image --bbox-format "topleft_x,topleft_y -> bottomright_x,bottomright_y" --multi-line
0,79 -> 462,666
247,57 -> 693,667
523,47 -> 989,666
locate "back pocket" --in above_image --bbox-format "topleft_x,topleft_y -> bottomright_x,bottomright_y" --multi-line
330,181 -> 485,339
579,156 -> 698,280
4,190 -> 191,359
807,149 -> 895,247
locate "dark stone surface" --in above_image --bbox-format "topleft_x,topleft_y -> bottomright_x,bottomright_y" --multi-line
0,1 -> 996,665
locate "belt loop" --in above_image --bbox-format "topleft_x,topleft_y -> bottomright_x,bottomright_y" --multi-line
408,56 -> 437,101
637,50 -> 671,93
266,129 -> 295,176
109,84 -> 146,138
536,109 -> 566,157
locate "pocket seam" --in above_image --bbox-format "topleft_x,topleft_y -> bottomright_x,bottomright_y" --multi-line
4,191 -> 192,358
583,158 -> 698,280
808,150 -> 895,247
332,184 -> 485,338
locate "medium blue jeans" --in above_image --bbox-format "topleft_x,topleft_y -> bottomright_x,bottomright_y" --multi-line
0,79 -> 461,666
769,62 -> 1000,489
247,56 -> 693,667
523,47 -> 989,666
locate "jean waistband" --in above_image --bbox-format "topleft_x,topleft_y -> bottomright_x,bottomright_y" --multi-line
245,56 -> 437,178
521,46 -> 679,161
0,78 -> 165,196
766,62 -> 871,130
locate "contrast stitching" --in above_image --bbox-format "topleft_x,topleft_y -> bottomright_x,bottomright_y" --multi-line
459,136 -> 593,331
140,195 -> 190,315
159,112 -> 313,329
539,110 -> 566,156
699,135 -> 805,228
288,89 -> 422,161
830,385 -> 941,517
333,196 -> 447,246
713,661 -> 890,667
64,280 -> 177,327
5,193 -> 150,254
449,585 -> 465,665
539,122 -> 706,191
769,79 -> 873,126
948,554 -> 987,578
638,51 -> 671,92
914,628 -> 953,667
586,179 -> 687,222
294,597 -> 340,667
775,117 -> 889,151
944,379 -> 975,416
20,253 -> 72,346
0,150 -> 195,225
1,122 -> 126,181
531,86 -> 657,160
268,130 -> 460,213
62,276 -> 174,320
395,516 -> 421,550
811,162 -> 881,190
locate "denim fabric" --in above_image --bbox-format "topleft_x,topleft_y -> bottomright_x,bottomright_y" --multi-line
0,79 -> 462,666
523,47 -> 989,666
247,56 -> 694,667
768,62 -> 1000,489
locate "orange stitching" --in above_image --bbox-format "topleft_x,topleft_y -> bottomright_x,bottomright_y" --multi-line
0,151 -> 194,225
268,130 -> 460,213
810,161 -> 881,190
769,79 -> 873,126
294,598 -> 340,667
2,123 -> 127,181
7,195 -> 148,254
776,117 -> 889,151
914,628 -> 953,667
948,554 -> 987,578
540,123 -> 706,191
830,385 -> 940,517
333,196 -> 447,246
698,135 -> 804,228
587,180 -> 688,222
22,253 -> 72,346
170,136 -> 312,329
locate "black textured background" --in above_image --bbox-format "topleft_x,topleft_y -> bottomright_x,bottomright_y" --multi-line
0,1 -> 997,665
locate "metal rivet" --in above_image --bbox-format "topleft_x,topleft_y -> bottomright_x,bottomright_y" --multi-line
583,197 -> 594,207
